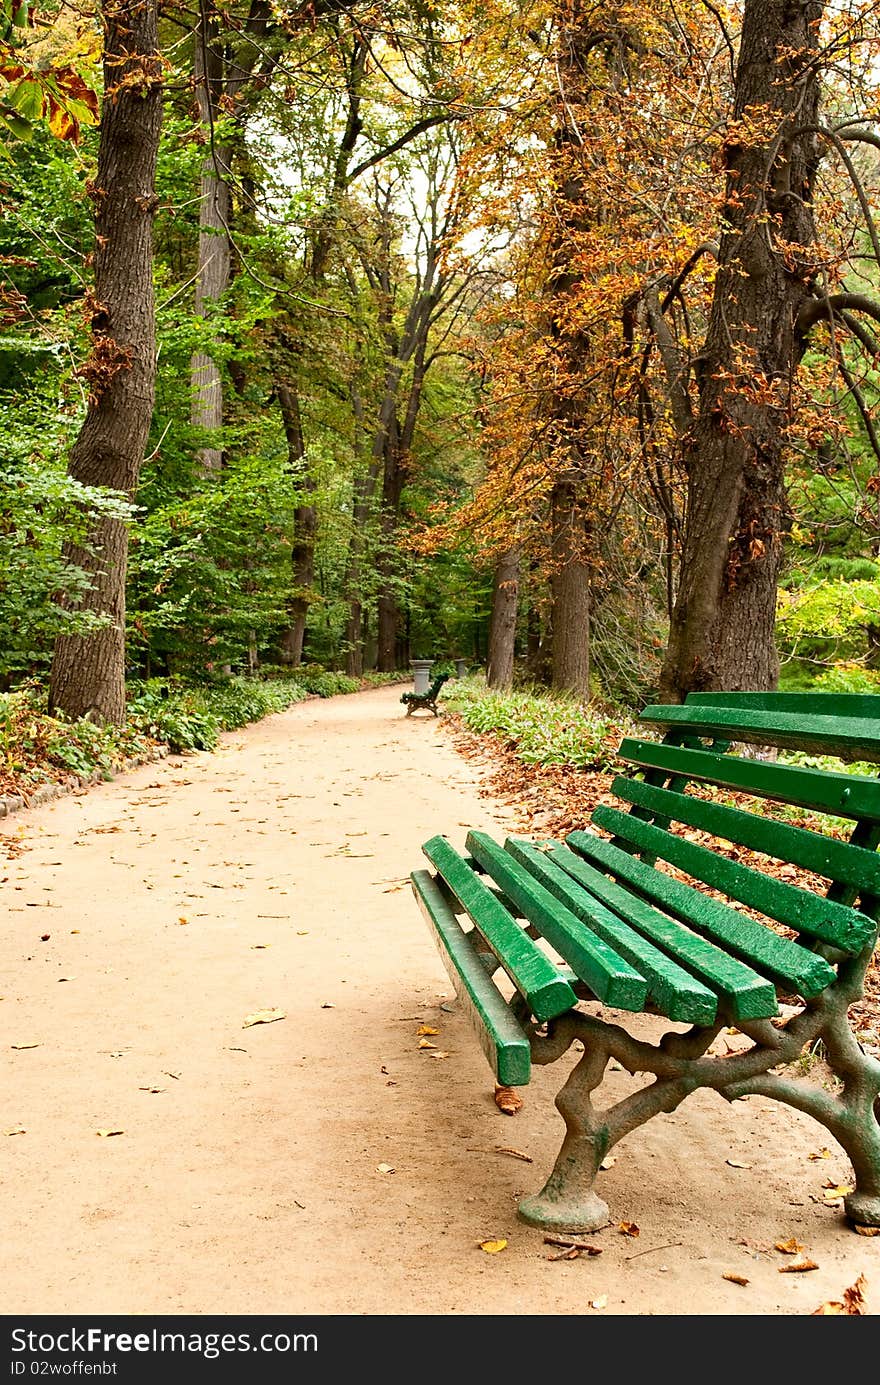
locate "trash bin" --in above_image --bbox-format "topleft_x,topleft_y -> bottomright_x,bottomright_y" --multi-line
455,659 -> 467,679
410,659 -> 434,695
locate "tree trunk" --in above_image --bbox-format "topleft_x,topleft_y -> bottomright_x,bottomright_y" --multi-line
486,547 -> 520,689
276,383 -> 316,666
659,0 -> 824,701
550,478 -> 591,698
190,7 -> 231,472
48,0 -> 163,724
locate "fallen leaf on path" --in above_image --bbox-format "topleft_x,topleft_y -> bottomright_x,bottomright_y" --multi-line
778,1259 -> 819,1273
722,1273 -> 750,1287
494,1085 -> 523,1116
5,1127 -> 26,1136
178,917 -> 188,925
811,1275 -> 868,1315
478,1239 -> 507,1254
242,1008 -> 286,1028
57,976 -> 75,983
376,1163 -> 395,1174
590,1295 -> 608,1310
820,1183 -> 853,1203
854,1224 -> 880,1237
417,1025 -> 439,1036
428,1050 -> 450,1059
808,1148 -> 832,1161
618,1222 -> 640,1237
96,1129 -> 125,1138
774,1237 -> 805,1255
10,1043 -> 39,1050
138,1086 -> 165,1094
726,1159 -> 752,1169
599,1155 -> 616,1170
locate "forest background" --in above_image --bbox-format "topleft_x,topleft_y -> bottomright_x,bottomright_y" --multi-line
2,0 -> 880,771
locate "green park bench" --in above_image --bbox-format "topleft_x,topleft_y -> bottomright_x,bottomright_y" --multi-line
400,671 -> 450,717
411,691 -> 880,1233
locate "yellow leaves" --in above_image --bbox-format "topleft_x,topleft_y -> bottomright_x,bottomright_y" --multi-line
618,1222 -> 639,1238
807,1148 -> 832,1161
478,1239 -> 507,1254
242,1008 -> 285,1028
812,1276 -> 868,1316
417,1037 -> 437,1049
820,1182 -> 854,1204
417,1025 -> 439,1036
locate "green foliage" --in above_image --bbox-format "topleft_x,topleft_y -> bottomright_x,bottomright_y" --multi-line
127,677 -> 309,752
444,679 -> 634,771
0,390 -> 133,681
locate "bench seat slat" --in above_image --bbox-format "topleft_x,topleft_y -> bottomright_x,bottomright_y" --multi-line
612,776 -> 880,895
687,691 -> 880,718
561,833 -> 779,1018
564,827 -> 837,997
639,704 -> 880,761
411,870 -> 531,1086
592,805 -> 875,954
617,737 -> 880,822
508,840 -> 720,1023
421,836 -> 577,1023
465,831 -> 649,1011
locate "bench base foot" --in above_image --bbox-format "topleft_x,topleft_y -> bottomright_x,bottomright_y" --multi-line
516,1188 -> 610,1234
845,1190 -> 880,1228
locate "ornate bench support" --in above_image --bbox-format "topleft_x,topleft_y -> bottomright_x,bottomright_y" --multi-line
517,959 -> 880,1232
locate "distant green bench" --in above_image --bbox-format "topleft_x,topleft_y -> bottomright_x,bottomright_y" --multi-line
411,692 -> 880,1233
401,672 -> 450,717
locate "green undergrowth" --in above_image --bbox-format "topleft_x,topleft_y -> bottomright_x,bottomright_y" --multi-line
442,679 -> 635,771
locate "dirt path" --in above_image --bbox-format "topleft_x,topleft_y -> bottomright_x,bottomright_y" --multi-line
2,685 -> 877,1316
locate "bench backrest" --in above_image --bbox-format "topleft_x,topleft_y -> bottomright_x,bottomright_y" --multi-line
425,673 -> 450,698
588,691 -> 880,958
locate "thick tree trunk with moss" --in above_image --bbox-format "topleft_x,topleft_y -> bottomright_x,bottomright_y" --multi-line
48,0 -> 163,724
486,547 -> 520,689
659,0 -> 825,701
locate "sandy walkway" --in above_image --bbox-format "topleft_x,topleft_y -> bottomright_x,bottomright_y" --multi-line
1,685 -> 877,1316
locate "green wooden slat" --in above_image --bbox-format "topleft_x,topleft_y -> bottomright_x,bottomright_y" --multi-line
411,870 -> 531,1086
592,805 -> 874,954
561,833 -> 779,1019
618,737 -> 880,822
561,823 -> 837,997
639,704 -> 880,762
464,830 -> 648,1011
612,776 -> 880,895
421,836 -> 577,1023
686,692 -> 880,719
507,839 -> 719,1023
